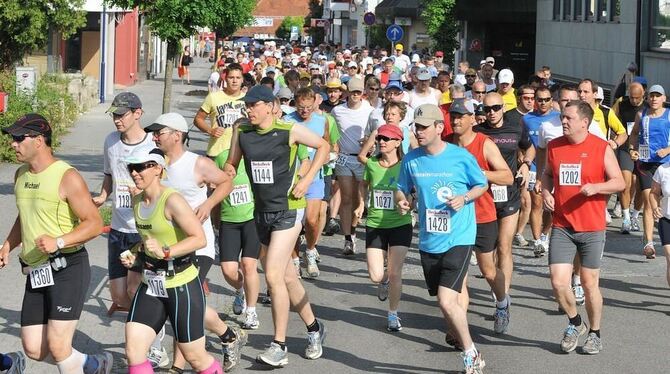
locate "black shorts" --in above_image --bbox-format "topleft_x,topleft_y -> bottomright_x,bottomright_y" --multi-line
219,219 -> 261,262
616,148 -> 634,172
108,229 -> 142,279
195,255 -> 213,281
128,275 -> 205,343
365,224 -> 413,250
21,249 -> 90,326
494,186 -> 521,218
254,209 -> 304,246
635,161 -> 661,191
323,175 -> 332,202
657,217 -> 670,246
475,221 -> 498,253
420,246 -> 472,296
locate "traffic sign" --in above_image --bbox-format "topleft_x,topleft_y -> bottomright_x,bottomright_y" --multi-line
386,24 -> 403,42
363,12 -> 376,26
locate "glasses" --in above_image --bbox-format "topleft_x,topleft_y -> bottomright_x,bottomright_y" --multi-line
350,91 -> 363,96
110,110 -> 133,120
521,95 -> 535,100
11,134 -> 37,143
153,130 -> 174,137
376,135 -> 397,142
388,90 -> 403,96
367,87 -> 380,91
536,97 -> 552,103
127,162 -> 157,174
465,74 -> 477,78
245,101 -> 266,109
473,90 -> 486,95
483,104 -> 504,113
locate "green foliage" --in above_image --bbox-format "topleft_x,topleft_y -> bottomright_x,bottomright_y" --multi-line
99,205 -> 112,226
421,0 -> 459,63
0,0 -> 87,70
368,25 -> 388,50
306,0 -> 325,44
276,16 -> 305,41
0,70 -> 79,162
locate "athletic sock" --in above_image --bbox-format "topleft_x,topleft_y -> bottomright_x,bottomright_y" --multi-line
572,274 -> 581,286
464,344 -> 478,356
82,355 -> 100,374
56,349 -> 86,374
0,354 -> 12,371
568,314 -> 582,327
388,310 -> 398,316
631,208 -> 640,219
246,306 -> 256,314
623,209 -> 631,220
496,295 -> 509,309
128,360 -> 153,374
273,340 -> 287,350
219,326 -> 238,343
198,359 -> 223,374
169,366 -> 184,374
306,319 -> 320,333
589,329 -> 601,338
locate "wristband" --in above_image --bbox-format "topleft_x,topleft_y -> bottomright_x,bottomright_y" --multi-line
162,245 -> 171,260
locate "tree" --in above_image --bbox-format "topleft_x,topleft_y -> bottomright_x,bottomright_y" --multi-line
276,16 -> 305,41
421,0 -> 459,64
0,0 -> 87,71
306,0 -> 325,45
105,0 -> 255,112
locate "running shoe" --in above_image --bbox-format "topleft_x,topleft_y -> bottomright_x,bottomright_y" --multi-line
5,351 -> 26,374
612,204 -> 622,218
233,289 -> 246,315
573,284 -> 585,305
533,239 -> 546,258
461,350 -> 485,374
343,240 -> 356,256
147,346 -> 170,369
222,328 -> 247,371
304,250 -> 320,278
513,233 -> 528,247
493,300 -> 510,334
242,309 -> 260,330
293,257 -> 302,278
305,320 -> 327,360
260,289 -> 271,304
605,208 -> 612,224
631,217 -> 641,231
582,332 -> 603,355
643,242 -> 656,259
92,352 -> 113,374
323,218 -> 340,236
256,342 -> 288,367
387,313 -> 402,332
469,253 -> 478,266
378,280 -> 389,301
445,331 -> 464,351
560,323 -> 587,353
299,233 -> 306,247
314,248 -> 322,263
621,218 -> 631,234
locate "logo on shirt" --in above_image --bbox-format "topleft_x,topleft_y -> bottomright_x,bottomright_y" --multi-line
23,182 -> 40,189
432,180 -> 455,203
136,223 -> 153,230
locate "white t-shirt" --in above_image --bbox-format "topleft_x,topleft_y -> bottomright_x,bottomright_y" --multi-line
331,101 -> 374,154
653,163 -> 670,219
407,87 -> 440,109
393,54 -> 411,73
208,72 -> 220,91
103,132 -> 156,232
538,116 -> 607,148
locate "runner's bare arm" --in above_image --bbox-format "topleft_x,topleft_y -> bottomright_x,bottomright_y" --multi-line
163,193 -> 207,257
541,153 -> 555,211
224,125 -> 242,177
628,112 -> 642,160
357,129 -> 377,165
483,138 -> 514,186
93,173 -> 112,207
289,124 -> 329,183
580,146 -> 625,196
194,156 -> 233,222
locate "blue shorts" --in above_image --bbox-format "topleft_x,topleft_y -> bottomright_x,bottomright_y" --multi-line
306,177 -> 325,200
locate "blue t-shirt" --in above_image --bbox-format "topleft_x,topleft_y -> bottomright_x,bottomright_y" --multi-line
398,143 -> 487,254
639,108 -> 670,164
283,112 -> 327,178
523,110 -> 559,177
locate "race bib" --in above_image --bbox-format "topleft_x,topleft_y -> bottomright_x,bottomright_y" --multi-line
223,108 -> 242,128
639,144 -> 650,160
491,184 -> 508,202
426,209 -> 451,234
115,185 -> 132,209
529,171 -> 537,184
336,154 -> 348,167
559,163 -> 582,186
626,121 -> 635,136
230,184 -> 252,206
144,270 -> 168,298
250,161 -> 274,184
29,263 -> 54,289
372,190 -> 394,210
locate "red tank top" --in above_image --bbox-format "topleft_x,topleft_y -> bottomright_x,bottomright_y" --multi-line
447,132 -> 497,224
547,134 -> 608,231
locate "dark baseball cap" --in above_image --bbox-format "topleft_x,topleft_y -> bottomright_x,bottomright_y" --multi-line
243,85 -> 275,103
106,92 -> 142,115
449,99 -> 475,115
2,113 -> 52,136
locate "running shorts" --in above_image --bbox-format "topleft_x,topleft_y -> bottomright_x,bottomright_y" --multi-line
219,219 -> 261,262
254,209 -> 304,246
420,245 -> 472,296
474,221 -> 498,253
365,224 -> 413,250
548,226 -> 605,269
108,229 -> 142,279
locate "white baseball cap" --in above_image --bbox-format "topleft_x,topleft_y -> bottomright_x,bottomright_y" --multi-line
498,69 -> 514,85
145,112 -> 189,133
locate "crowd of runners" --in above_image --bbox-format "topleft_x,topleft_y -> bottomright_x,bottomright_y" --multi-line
0,40 -> 669,374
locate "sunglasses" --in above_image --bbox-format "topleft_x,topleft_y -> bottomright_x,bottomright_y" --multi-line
376,135 -> 397,142
483,104 -> 504,113
465,75 -> 477,78
521,95 -> 535,100
11,134 -> 37,143
367,87 -> 380,91
127,162 -> 157,174
536,97 -> 552,103
473,90 -> 486,94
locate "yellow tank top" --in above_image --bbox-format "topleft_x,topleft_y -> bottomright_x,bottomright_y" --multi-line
133,188 -> 198,288
15,160 -> 78,266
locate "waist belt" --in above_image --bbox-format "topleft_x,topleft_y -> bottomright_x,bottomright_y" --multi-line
139,252 -> 195,273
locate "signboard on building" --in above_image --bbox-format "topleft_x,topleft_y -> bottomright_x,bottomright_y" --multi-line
311,19 -> 330,28
16,67 -> 36,95
290,26 -> 300,41
394,17 -> 412,26
253,17 -> 274,27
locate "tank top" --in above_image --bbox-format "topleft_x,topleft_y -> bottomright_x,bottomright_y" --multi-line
548,134 -> 608,232
238,119 -> 306,212
215,149 -> 254,223
448,133 -> 497,224
15,160 -> 78,266
407,88 -> 439,109
163,151 -> 215,259
133,188 -> 198,288
638,108 -> 670,164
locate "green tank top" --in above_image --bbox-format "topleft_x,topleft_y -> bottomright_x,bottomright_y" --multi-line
215,149 -> 254,223
15,160 -> 79,266
133,188 -> 198,288
363,157 -> 412,229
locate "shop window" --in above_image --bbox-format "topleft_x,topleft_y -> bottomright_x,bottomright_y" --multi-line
650,0 -> 670,51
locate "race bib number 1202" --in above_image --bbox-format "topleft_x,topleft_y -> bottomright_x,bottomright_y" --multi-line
559,163 -> 582,186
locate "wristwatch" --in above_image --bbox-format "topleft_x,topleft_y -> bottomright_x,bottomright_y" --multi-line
56,237 -> 66,250
163,245 -> 171,260
522,160 -> 532,168
463,194 -> 471,204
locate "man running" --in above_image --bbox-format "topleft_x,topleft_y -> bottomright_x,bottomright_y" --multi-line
396,104 -> 488,373
0,114 -> 112,373
225,85 -> 328,367
542,100 -> 624,354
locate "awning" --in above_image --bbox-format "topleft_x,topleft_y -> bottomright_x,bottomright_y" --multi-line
375,0 -> 422,19
455,0 -> 536,23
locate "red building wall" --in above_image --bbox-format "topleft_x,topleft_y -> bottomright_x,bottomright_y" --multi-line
114,10 -> 139,87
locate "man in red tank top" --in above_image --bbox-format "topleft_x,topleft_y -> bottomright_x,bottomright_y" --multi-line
447,98 -> 515,340
542,101 -> 624,355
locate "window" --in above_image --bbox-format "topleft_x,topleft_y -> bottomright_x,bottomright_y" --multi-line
650,0 -> 670,51
586,0 -> 596,21
598,0 -> 609,21
563,0 -> 572,20
611,0 -> 621,22
574,0 -> 584,21
554,0 -> 561,20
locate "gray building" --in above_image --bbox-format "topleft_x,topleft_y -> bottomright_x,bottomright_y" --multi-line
536,0 -> 670,100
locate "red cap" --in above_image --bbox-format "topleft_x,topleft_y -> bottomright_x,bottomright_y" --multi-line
377,124 -> 404,140
435,51 -> 444,57
217,59 -> 226,67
